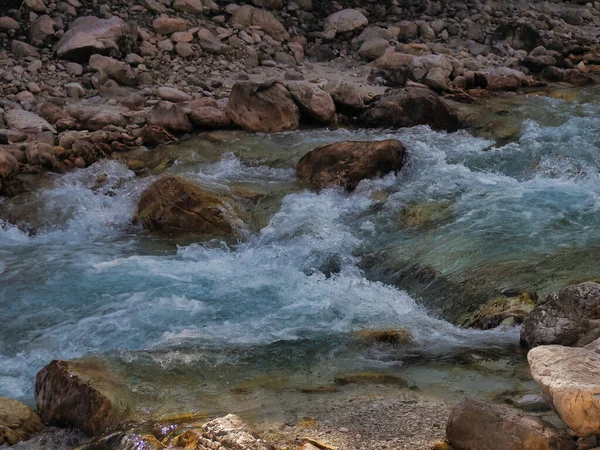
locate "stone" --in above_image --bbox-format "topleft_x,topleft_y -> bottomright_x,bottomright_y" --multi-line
35,359 -> 134,436
226,81 -> 300,132
29,15 -> 56,47
171,31 -> 193,43
0,148 -> 19,177
55,16 -> 134,62
509,394 -> 551,412
4,110 -> 57,134
89,54 -> 138,86
198,36 -> 229,54
173,0 -> 203,14
286,81 -> 335,124
529,345 -> 600,437
230,5 -> 289,41
359,38 -> 389,61
323,80 -> 364,112
157,86 -> 191,103
446,397 -> 575,450
147,101 -> 192,133
375,50 -> 414,71
324,9 -> 368,36
188,106 -> 232,129
521,282 -> 600,349
140,125 -> 177,147
153,16 -> 188,35
355,329 -> 413,347
24,0 -> 46,13
492,23 -> 542,53
0,17 -> 19,31
0,397 -> 45,446
175,42 -> 194,58
252,0 -> 283,9
65,62 -> 83,76
360,87 -> 459,132
136,176 -> 244,237
297,140 -> 405,191
462,291 -> 536,330
11,40 -> 41,58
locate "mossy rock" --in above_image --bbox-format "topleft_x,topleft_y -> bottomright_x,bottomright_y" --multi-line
355,329 -> 414,347
459,291 -> 537,330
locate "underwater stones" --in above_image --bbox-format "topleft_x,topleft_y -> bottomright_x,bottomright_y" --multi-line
528,345 -> 600,437
136,176 -> 244,238
226,81 -> 300,132
359,87 -> 459,132
461,291 -> 536,330
520,282 -> 600,349
355,329 -> 414,347
400,201 -> 453,228
35,359 -> 134,436
334,372 -> 408,387
0,397 -> 45,446
446,397 -> 575,450
296,139 -> 405,191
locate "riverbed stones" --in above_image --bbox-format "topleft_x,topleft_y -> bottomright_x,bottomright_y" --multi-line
136,176 -> 244,237
89,54 -> 138,86
446,397 -> 576,450
520,282 -> 600,349
55,16 -> 134,62
528,345 -> 600,437
360,87 -> 459,131
4,110 -> 57,134
297,139 -> 405,191
286,81 -> 336,124
0,397 -> 45,446
35,359 -> 134,436
226,81 -> 300,132
462,291 -> 536,329
147,101 -> 193,133
0,149 -> 19,177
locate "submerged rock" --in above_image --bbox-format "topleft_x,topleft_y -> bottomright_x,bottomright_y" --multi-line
135,176 -> 244,238
520,282 -> 600,349
400,201 -> 453,228
334,372 -> 407,387
528,345 -> 600,437
226,81 -> 300,132
296,139 -> 405,191
461,291 -> 536,330
0,397 -> 45,446
35,359 -> 134,436
446,397 -> 575,450
355,329 -> 414,347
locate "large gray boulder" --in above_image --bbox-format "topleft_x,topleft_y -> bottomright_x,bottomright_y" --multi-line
55,16 -> 136,62
230,5 -> 289,41
324,9 -> 368,36
520,282 -> 600,349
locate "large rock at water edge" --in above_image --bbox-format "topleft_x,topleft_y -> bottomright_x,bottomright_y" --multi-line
0,397 -> 45,446
528,345 -> 600,437
147,101 -> 193,133
55,16 -> 135,62
0,148 -> 19,177
35,359 -> 134,436
446,397 -> 575,450
297,140 -> 405,191
226,81 -> 300,132
286,81 -> 335,124
136,176 -> 244,237
520,282 -> 600,349
359,87 -> 459,131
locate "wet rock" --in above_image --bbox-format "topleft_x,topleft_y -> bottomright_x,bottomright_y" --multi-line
89,55 -> 138,86
77,431 -> 163,450
4,110 -> 57,134
360,87 -> 459,132
297,139 -> 405,191
136,176 -> 244,237
226,81 -> 300,132
400,201 -> 453,228
529,345 -> 600,437
286,81 -> 335,124
355,329 -> 414,347
140,125 -> 176,147
147,101 -> 193,133
25,141 -> 62,169
55,16 -> 134,62
188,106 -> 232,129
324,9 -> 368,37
446,397 -> 576,450
0,397 -> 45,446
520,282 -> 600,349
509,394 -> 552,413
334,372 -> 407,387
35,359 -> 134,436
230,5 -> 289,41
461,291 -> 536,330
0,148 -> 19,177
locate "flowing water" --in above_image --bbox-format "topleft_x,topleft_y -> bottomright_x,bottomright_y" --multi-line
2,87 -> 600,442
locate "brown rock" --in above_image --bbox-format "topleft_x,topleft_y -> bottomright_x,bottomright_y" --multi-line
0,397 -> 45,446
147,101 -> 193,133
11,40 -> 41,58
446,397 -> 575,450
226,81 -> 300,132
135,176 -> 244,237
29,15 -> 56,47
297,139 -> 405,191
153,16 -> 188,35
286,81 -> 336,124
35,359 -> 134,436
140,125 -> 177,147
0,17 -> 19,31
89,54 -> 138,86
173,0 -> 204,14
188,106 -> 232,129
323,80 -> 364,112
0,148 -> 19,177
230,5 -> 289,41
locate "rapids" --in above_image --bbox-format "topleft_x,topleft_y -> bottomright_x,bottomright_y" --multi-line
2,87 -> 600,432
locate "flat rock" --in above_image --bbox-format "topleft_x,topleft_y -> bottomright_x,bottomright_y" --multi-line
4,110 -> 57,134
0,397 -> 45,446
157,87 -> 191,103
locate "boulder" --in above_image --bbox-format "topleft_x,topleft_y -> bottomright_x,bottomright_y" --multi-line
29,15 -> 56,47
0,148 -> 19,177
297,139 -> 405,191
173,0 -> 203,14
147,101 -> 193,133
89,54 -> 138,86
375,51 -> 414,71
35,359 -> 134,436
528,345 -> 600,437
226,81 -> 300,132
0,397 -> 45,446
157,86 -> 191,103
324,9 -> 368,36
323,80 -> 364,112
230,5 -> 289,41
140,125 -> 177,147
0,17 -> 19,31
153,16 -> 188,35
188,106 -> 232,129
55,16 -> 135,62
135,176 -> 244,237
520,282 -> 600,349
358,38 -> 389,61
4,110 -> 57,134
11,41 -> 41,58
461,291 -> 536,329
359,87 -> 459,131
286,81 -> 335,124
447,397 -> 575,450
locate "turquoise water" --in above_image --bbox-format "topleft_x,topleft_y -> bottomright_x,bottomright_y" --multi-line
2,89 -> 600,424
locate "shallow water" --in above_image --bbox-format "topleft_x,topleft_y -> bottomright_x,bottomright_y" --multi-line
2,88 -> 600,436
